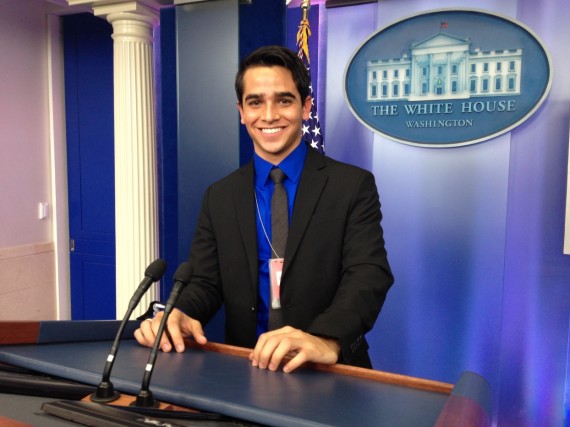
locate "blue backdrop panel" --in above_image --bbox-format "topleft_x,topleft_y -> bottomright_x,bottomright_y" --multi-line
323,0 -> 570,426
325,0 -> 508,418
372,136 -> 508,404
324,3 -> 376,171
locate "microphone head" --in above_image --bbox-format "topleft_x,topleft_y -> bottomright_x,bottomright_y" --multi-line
173,261 -> 193,285
145,259 -> 167,282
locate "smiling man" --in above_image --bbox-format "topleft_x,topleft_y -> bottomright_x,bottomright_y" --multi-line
135,46 -> 393,373
237,65 -> 311,164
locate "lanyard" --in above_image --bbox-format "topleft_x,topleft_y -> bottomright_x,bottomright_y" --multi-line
254,191 -> 281,259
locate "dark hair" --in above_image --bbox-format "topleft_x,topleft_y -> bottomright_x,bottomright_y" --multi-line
235,45 -> 311,104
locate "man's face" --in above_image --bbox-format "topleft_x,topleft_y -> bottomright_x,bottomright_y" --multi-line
237,65 -> 311,164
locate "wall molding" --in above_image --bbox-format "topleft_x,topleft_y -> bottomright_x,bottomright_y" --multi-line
0,242 -> 55,261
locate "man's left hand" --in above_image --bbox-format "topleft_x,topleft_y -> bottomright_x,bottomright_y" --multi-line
249,326 -> 340,373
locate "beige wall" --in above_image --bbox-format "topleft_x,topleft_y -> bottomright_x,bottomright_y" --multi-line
0,0 -> 57,320
0,243 -> 57,320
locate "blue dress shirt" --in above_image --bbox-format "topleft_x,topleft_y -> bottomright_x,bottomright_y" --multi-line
253,142 -> 308,336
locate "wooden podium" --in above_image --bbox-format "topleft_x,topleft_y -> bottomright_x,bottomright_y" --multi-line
0,321 -> 491,426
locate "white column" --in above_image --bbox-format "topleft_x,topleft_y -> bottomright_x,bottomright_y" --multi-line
112,7 -> 159,319
71,0 -> 162,318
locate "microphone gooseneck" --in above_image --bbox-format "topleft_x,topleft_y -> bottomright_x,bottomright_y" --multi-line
133,261 -> 193,408
91,259 -> 167,403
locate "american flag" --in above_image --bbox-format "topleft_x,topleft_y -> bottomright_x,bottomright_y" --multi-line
296,5 -> 324,153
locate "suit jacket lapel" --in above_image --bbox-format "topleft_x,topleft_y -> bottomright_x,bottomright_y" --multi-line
284,148 -> 327,274
233,162 -> 258,290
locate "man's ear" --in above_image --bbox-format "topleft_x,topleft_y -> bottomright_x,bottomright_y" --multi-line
237,102 -> 245,124
302,96 -> 312,121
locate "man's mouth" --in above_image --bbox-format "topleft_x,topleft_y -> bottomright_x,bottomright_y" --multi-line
260,127 -> 284,134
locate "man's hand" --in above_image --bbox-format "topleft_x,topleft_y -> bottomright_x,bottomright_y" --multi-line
134,308 -> 207,353
249,326 -> 340,373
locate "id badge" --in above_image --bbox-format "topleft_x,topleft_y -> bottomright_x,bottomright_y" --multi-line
269,258 -> 284,309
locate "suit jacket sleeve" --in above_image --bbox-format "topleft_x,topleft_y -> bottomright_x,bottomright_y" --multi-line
285,154 -> 393,365
174,164 -> 260,348
175,185 -> 224,325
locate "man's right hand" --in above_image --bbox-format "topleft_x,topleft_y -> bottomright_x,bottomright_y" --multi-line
134,308 -> 208,353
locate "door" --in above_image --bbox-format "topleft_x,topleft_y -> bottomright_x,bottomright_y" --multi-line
63,13 -> 116,320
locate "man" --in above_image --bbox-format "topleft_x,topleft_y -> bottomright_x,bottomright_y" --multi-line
135,45 -> 393,373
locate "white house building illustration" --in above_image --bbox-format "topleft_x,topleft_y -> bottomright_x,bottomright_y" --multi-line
367,31 -> 523,102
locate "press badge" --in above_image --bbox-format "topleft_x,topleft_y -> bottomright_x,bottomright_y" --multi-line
269,258 -> 284,309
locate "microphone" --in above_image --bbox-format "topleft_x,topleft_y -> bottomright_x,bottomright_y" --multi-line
133,261 -> 193,408
91,259 -> 167,403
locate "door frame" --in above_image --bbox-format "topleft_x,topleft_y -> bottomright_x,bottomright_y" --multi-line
47,13 -> 71,320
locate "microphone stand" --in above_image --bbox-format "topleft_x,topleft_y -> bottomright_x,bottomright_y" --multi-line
91,259 -> 167,403
132,261 -> 193,408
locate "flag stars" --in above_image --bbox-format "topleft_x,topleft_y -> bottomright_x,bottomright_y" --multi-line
299,44 -> 324,152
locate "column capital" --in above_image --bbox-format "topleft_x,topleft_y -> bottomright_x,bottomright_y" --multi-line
67,1 -> 172,23
68,0 -> 173,7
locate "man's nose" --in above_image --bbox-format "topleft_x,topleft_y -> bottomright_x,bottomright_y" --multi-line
263,104 -> 279,121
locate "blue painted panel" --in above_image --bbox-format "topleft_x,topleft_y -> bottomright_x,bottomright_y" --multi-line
176,1 -> 240,268
157,8 -> 179,300
239,0 -> 286,165
175,1 -> 240,343
63,13 -> 115,320
70,254 -> 116,320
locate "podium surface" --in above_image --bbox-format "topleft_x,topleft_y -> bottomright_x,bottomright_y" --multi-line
0,321 -> 491,426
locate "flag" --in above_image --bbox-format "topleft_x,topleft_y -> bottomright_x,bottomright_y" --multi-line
296,3 -> 324,153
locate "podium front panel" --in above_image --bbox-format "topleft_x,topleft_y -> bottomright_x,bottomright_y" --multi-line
0,340 -> 448,427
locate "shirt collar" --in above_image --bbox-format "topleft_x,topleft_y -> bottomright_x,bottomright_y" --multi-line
254,142 -> 308,188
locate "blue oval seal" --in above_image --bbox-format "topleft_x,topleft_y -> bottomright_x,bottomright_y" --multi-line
344,8 -> 552,147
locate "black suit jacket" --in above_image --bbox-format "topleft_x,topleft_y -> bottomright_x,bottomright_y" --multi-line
177,146 -> 393,367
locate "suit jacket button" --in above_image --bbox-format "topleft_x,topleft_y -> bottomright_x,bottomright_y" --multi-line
250,306 -> 255,311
